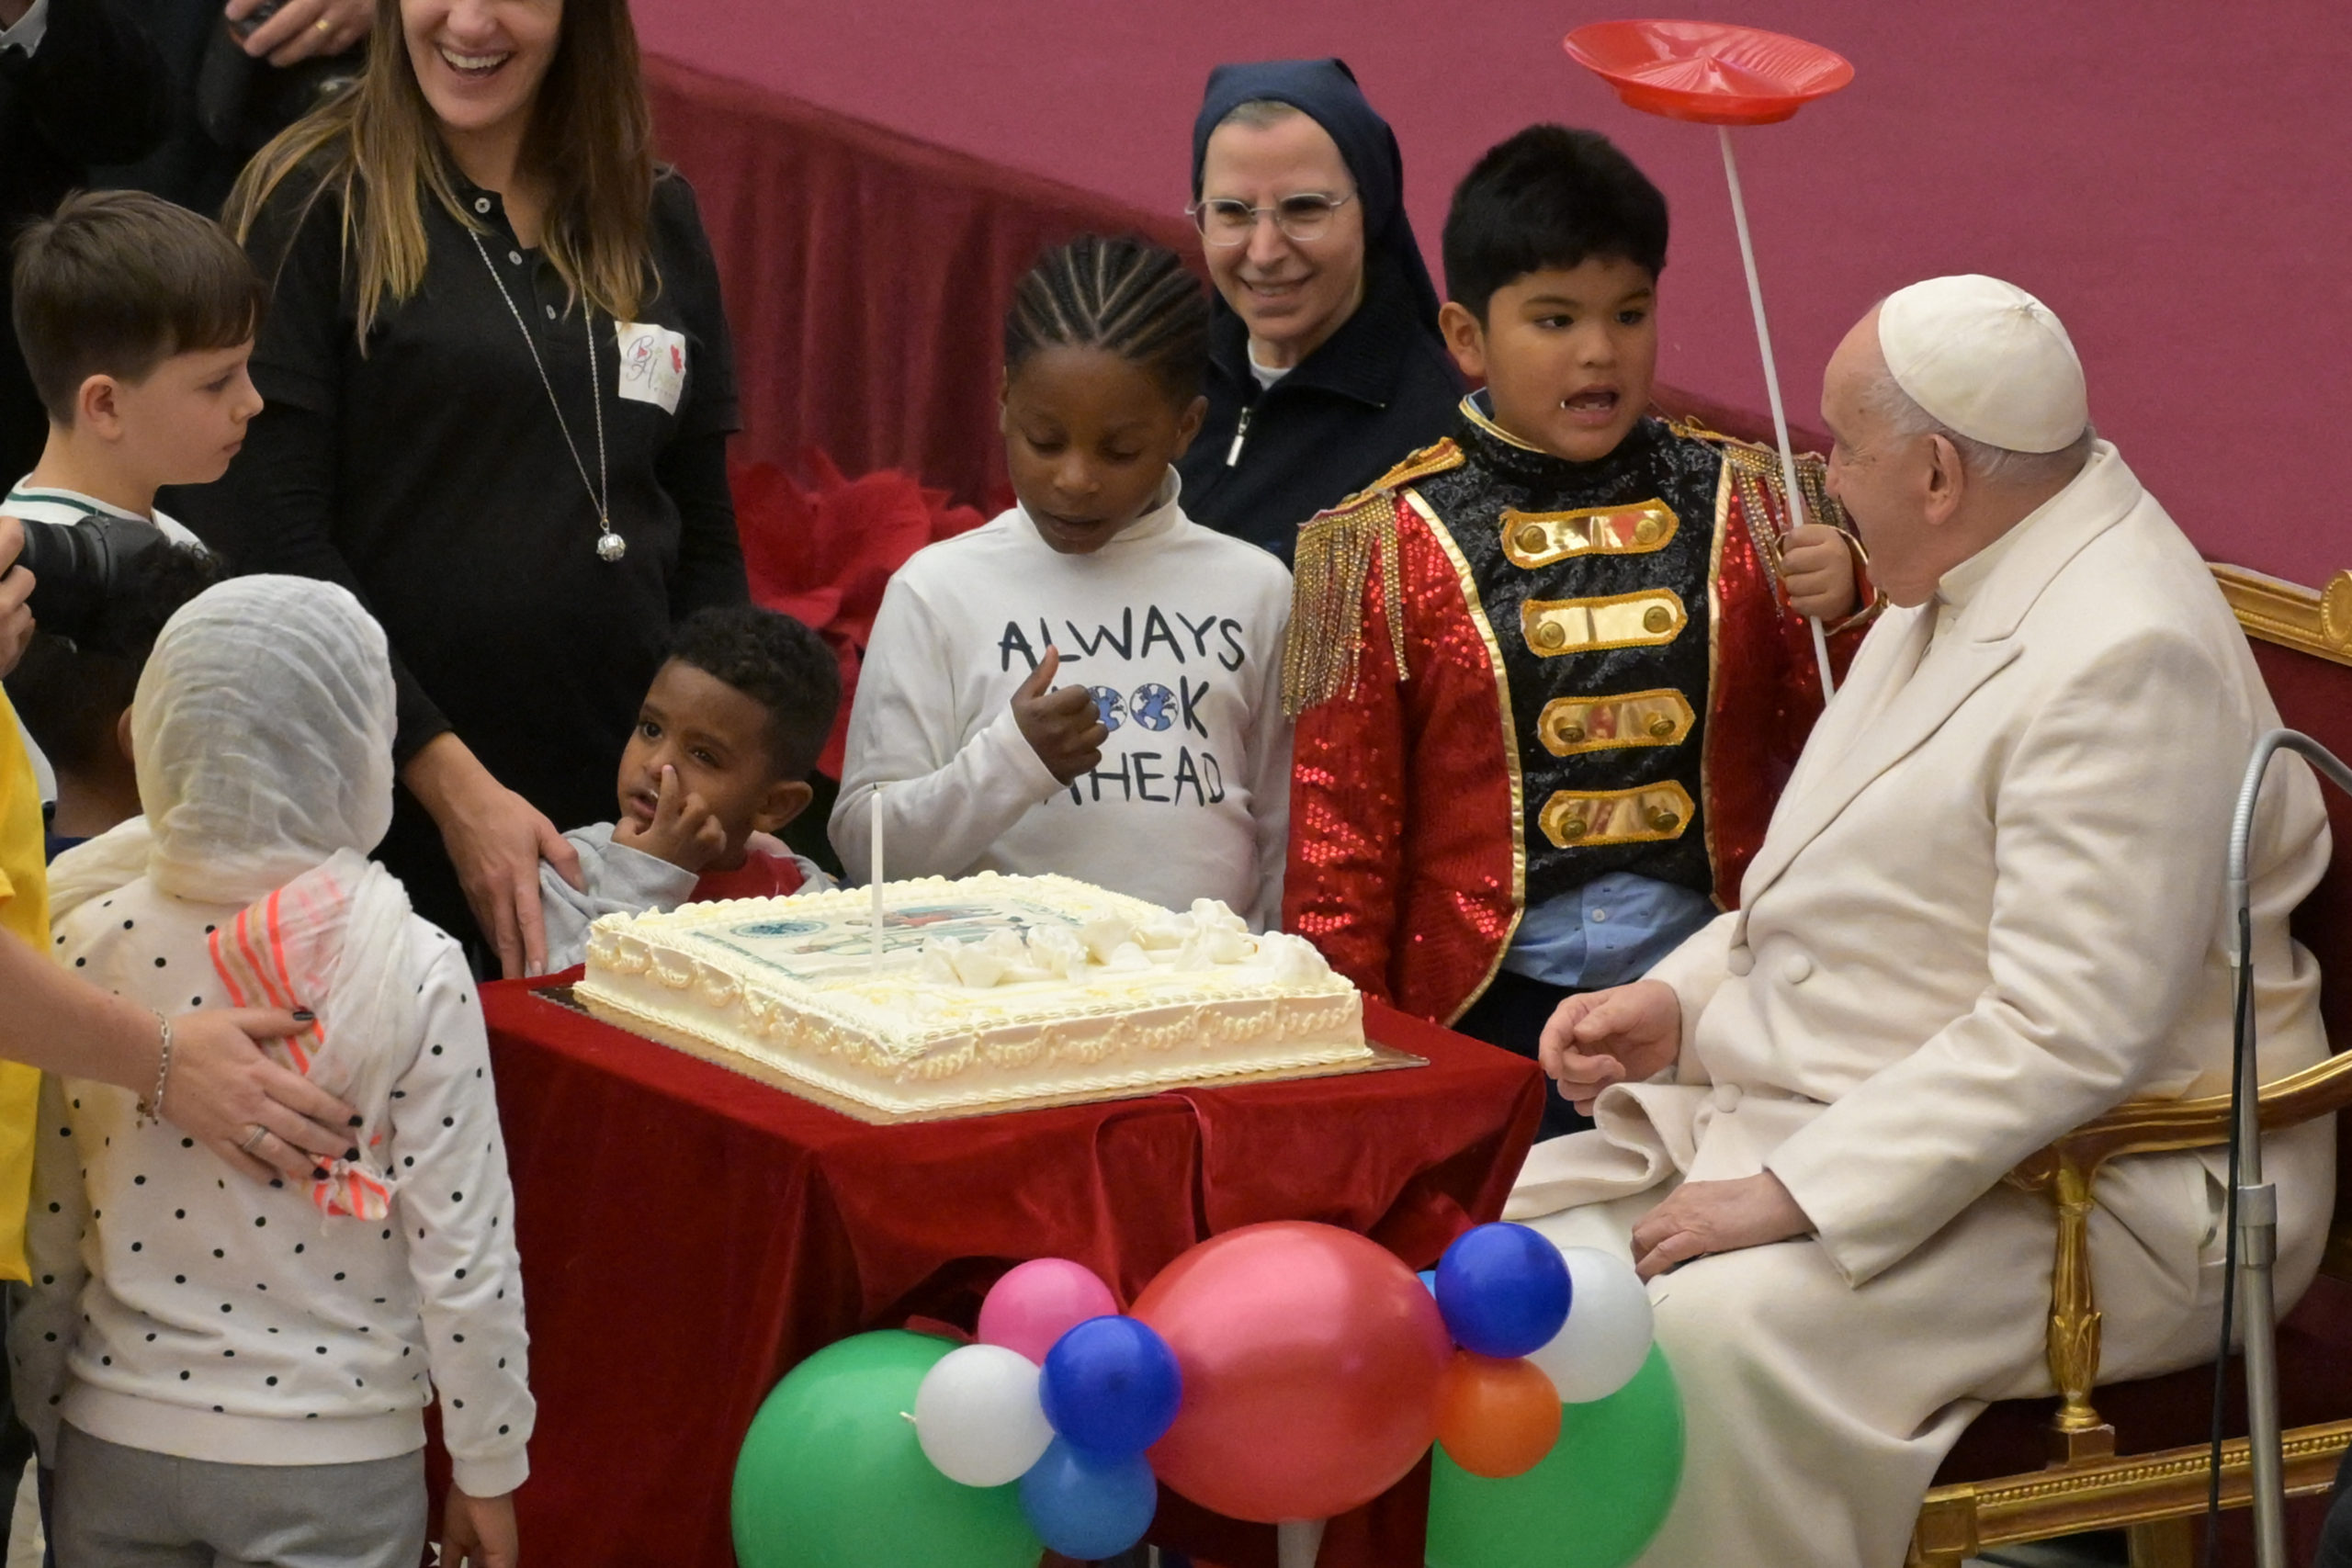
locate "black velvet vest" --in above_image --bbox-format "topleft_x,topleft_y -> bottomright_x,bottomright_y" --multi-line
1410,400 -> 1725,905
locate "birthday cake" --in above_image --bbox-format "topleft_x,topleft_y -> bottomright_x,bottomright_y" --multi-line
573,872 -> 1370,1116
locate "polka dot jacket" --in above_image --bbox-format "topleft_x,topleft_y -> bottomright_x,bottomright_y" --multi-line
10,877 -> 533,1497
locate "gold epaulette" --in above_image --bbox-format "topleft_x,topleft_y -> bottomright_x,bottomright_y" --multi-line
1367,436 -> 1466,495
1281,441 -> 1461,716
1668,419 -> 1854,538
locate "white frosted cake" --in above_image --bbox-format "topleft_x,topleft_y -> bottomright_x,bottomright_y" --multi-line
573,872 -> 1370,1116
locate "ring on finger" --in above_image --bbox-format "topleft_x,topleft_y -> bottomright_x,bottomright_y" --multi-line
313,15 -> 333,31
238,1123 -> 270,1155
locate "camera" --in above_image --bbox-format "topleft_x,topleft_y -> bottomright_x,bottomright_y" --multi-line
9,515 -> 174,649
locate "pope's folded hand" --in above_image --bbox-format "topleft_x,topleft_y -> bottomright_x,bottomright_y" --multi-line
1630,1171 -> 1812,1280
1538,979 -> 1681,1113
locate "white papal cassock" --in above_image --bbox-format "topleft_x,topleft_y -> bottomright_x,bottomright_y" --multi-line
1507,442 -> 2334,1568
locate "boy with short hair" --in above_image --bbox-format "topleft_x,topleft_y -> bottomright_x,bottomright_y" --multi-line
6,187 -> 262,544
0,189 -> 260,1491
1283,126 -> 1874,1134
540,604 -> 842,970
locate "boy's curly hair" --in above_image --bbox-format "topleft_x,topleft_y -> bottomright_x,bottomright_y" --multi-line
665,605 -> 840,781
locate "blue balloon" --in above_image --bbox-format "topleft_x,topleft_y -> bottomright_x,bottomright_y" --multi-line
1019,1438 -> 1158,1560
1435,1223 -> 1573,1359
1039,1315 -> 1182,1457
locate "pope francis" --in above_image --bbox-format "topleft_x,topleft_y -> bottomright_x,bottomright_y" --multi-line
1506,276 -> 2335,1567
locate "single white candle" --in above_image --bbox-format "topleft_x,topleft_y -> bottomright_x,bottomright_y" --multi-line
870,782 -> 886,968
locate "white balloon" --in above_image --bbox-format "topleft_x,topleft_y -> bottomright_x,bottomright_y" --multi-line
1527,1247 -> 1655,1404
913,1343 -> 1055,1486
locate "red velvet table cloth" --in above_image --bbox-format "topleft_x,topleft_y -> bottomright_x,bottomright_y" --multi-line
471,973 -> 1544,1567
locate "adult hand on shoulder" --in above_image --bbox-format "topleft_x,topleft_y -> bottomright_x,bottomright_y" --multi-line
229,0 -> 373,66
0,515 -> 34,678
168,1008 -> 361,1184
1629,1171 -> 1812,1280
405,733 -> 582,980
614,763 -> 726,873
1538,979 -> 1681,1115
442,1489 -> 518,1568
1012,646 -> 1110,785
1781,524 -> 1860,619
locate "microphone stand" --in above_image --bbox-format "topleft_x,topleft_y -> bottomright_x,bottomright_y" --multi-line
2222,729 -> 2352,1567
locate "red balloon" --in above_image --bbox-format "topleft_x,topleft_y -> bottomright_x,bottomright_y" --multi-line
1132,1222 -> 1451,1523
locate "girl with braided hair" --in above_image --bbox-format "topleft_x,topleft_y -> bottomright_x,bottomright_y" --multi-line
831,234 -> 1294,929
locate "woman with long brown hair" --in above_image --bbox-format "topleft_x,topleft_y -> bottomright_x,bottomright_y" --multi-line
185,0 -> 746,980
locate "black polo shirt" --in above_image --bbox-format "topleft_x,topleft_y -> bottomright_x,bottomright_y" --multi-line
176,164 -> 746,942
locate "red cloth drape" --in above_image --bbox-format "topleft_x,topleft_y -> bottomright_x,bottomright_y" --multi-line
649,57 -> 1199,517
474,976 -> 1543,1567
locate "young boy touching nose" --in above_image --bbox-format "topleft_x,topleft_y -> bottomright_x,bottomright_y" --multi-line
538,605 -> 841,971
1283,126 -> 1877,1137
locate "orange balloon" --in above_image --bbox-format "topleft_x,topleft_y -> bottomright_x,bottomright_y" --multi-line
1435,1351 -> 1564,1480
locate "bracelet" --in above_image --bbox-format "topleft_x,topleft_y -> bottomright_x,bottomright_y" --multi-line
135,1010 -> 174,1127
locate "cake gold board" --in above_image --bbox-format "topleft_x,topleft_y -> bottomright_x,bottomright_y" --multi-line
533,985 -> 1426,1126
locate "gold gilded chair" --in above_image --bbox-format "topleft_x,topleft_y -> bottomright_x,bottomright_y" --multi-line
1910,566 -> 2352,1568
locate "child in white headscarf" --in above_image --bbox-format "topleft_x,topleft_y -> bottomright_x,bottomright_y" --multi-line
14,577 -> 532,1568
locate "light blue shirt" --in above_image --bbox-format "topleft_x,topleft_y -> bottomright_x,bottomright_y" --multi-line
1501,872 -> 1716,992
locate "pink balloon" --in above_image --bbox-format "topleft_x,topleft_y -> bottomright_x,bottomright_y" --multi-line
978,1258 -> 1119,1365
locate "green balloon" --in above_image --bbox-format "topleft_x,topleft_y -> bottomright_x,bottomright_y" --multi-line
731,1330 -> 1043,1568
1426,1346 -> 1684,1568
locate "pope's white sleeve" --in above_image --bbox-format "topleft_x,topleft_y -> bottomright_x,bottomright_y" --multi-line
1767,628 -> 2277,1286
389,931 -> 533,1497
1642,909 -> 1736,1069
10,1074 -> 89,1463
831,576 -> 1062,883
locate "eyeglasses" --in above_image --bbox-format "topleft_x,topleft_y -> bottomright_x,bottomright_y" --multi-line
1186,192 -> 1356,246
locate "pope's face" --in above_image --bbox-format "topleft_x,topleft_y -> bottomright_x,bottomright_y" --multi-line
1822,311 -> 1940,608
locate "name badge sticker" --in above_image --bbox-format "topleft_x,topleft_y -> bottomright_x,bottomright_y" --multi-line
615,321 -> 687,414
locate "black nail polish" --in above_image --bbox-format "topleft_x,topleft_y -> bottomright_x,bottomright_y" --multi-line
344,1147 -> 360,1161
291,1009 -> 315,1023
312,1168 -> 329,1180
347,1115 -> 363,1128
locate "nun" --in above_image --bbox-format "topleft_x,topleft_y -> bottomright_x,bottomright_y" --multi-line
1178,58 -> 1462,564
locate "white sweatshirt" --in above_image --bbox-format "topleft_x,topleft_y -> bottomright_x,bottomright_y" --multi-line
11,877 -> 533,1496
831,473 -> 1293,929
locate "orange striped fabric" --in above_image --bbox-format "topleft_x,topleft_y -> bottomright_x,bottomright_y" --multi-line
208,878 -> 395,1222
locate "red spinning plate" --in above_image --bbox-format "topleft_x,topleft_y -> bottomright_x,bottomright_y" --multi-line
1564,19 -> 1853,126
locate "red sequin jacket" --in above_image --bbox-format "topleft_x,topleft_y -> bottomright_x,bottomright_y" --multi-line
1281,406 -> 1874,1026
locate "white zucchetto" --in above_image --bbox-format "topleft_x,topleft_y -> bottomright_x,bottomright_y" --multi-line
1877,275 -> 2087,454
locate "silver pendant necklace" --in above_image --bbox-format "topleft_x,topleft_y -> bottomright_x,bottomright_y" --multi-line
470,229 -> 624,562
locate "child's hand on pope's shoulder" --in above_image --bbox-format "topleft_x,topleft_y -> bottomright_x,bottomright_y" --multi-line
614,764 -> 729,873
1012,646 -> 1111,785
1780,524 -> 1861,620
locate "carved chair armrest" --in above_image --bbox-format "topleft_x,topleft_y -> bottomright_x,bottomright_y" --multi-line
2002,1052 -> 2352,1461
2016,1053 -> 2352,1185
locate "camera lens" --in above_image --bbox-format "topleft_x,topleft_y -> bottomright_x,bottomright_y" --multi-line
14,517 -> 169,647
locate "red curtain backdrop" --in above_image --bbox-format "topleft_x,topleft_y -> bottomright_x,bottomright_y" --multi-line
650,58 -> 1818,529
636,0 -> 2352,589
650,58 -> 1199,520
